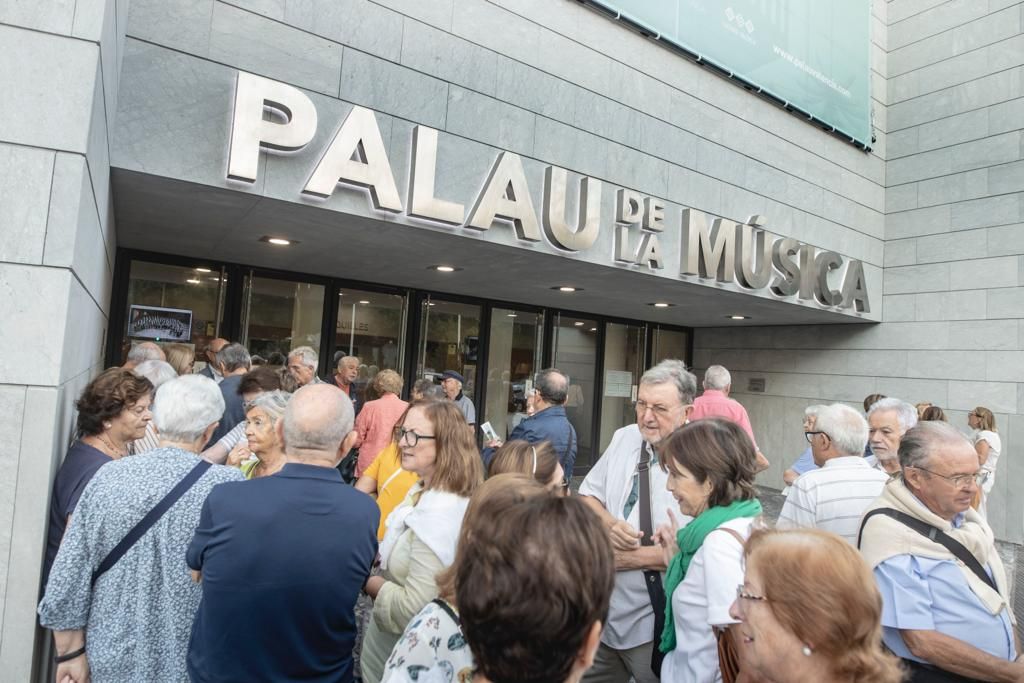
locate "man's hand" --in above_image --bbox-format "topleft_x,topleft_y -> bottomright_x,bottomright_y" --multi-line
56,654 -> 89,683
608,519 -> 642,551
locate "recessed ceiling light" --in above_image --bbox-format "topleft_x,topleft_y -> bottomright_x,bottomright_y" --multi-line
507,313 -> 517,318
209,277 -> 220,282
260,235 -> 296,246
359,300 -> 370,305
649,302 -> 674,308
551,286 -> 582,292
186,278 -> 201,284
195,267 -> 212,273
574,321 -> 585,326
430,265 -> 460,273
728,315 -> 750,320
590,327 -> 597,331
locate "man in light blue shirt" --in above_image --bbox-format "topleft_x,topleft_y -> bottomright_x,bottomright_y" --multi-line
859,422 -> 1021,682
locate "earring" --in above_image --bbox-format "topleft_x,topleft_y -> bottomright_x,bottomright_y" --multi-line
103,422 -> 112,430
801,645 -> 813,657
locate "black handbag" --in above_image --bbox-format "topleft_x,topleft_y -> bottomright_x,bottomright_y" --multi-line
338,448 -> 359,484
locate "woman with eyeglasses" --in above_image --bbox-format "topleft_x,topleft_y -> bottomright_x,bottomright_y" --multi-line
487,439 -> 569,495
729,528 -> 904,683
652,418 -> 763,683
360,399 -> 483,683
968,406 -> 1001,516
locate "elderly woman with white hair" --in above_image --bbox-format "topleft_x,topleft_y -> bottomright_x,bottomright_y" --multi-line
232,390 -> 292,479
783,405 -> 826,487
131,359 -> 179,454
38,375 -> 245,683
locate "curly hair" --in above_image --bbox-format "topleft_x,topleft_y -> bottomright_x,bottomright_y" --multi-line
744,528 -> 905,683
75,368 -> 154,437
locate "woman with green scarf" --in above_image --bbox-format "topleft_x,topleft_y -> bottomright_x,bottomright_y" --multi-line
653,418 -> 763,683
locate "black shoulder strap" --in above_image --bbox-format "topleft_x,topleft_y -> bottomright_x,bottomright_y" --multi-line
637,442 -> 666,676
432,598 -> 460,626
858,508 -> 997,593
91,459 -> 212,587
637,443 -> 655,546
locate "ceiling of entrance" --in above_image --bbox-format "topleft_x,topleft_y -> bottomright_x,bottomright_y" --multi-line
112,170 -> 874,328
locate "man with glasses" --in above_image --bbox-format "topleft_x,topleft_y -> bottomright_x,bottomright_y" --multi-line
858,422 -> 1019,682
578,359 -> 696,683
776,404 -> 887,545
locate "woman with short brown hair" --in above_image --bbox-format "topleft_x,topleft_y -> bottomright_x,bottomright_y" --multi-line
729,528 -> 904,683
654,418 -> 762,683
488,439 -> 567,494
360,400 -> 483,682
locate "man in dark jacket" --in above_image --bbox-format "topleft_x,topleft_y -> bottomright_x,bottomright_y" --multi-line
483,368 -> 578,475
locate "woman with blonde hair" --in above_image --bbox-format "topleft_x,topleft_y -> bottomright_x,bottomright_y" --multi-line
729,528 -> 904,683
360,400 -> 483,683
487,439 -> 567,495
968,406 -> 1001,516
381,473 -> 549,682
164,343 -> 195,376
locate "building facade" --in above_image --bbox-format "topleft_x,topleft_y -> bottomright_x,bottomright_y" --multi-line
1,0 -> 1021,678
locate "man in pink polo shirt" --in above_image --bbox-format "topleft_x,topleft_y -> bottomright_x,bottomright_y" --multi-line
690,365 -> 770,471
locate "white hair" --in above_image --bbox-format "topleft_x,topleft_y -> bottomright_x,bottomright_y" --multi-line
814,404 -> 869,457
804,404 -> 827,418
703,364 -> 731,390
288,345 -> 319,369
640,359 -> 697,405
127,342 -> 164,363
133,360 -> 178,390
152,375 -> 225,443
868,398 -> 918,433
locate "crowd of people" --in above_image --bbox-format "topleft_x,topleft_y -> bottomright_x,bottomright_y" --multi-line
37,341 -> 1017,683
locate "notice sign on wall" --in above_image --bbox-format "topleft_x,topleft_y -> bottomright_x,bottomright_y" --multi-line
604,370 -> 634,398
592,0 -> 871,147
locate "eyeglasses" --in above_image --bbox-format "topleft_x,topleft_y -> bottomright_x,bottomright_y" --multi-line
910,465 -> 987,489
396,427 -> 436,447
634,399 -> 678,417
804,430 -> 829,443
735,585 -> 769,611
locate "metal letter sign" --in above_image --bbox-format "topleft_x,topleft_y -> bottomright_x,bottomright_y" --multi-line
225,72 -> 871,314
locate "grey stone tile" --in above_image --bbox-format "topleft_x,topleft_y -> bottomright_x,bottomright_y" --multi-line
886,183 -> 919,213
915,290 -> 984,321
988,223 -> 1024,256
990,160 -> 1024,196
990,97 -> 1024,136
887,146 -> 951,185
0,265 -> 72,386
0,144 -> 54,265
950,256 -> 1019,290
493,56 -> 576,124
950,320 -> 1018,350
451,0 -> 539,67
889,0 -> 988,51
917,169 -> 988,209
209,2 -> 343,96
126,0 -> 213,56
988,288 -> 1024,318
372,0 -> 454,30
445,87 -> 535,156
916,228 -> 988,263
0,0 -> 75,34
0,26 -> 98,152
573,88 -> 641,149
884,239 -> 917,267
950,131 -> 1021,175
532,117 -> 606,182
340,49 -> 448,128
951,193 -> 1021,231
883,294 -> 917,322
666,164 -> 724,218
914,108 -> 990,155
58,279 -> 108,384
72,0 -> 111,41
85,60 -> 111,237
884,262 -> 950,295
607,61 -> 672,123
886,204 -> 952,240
889,68 -> 1021,131
908,349 -> 986,381
220,0 -> 285,20
400,18 -> 497,97
286,0 -> 403,63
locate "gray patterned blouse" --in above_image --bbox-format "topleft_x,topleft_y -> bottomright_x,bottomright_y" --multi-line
38,447 -> 244,682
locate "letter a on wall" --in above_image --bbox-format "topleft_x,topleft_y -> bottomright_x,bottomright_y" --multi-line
466,152 -> 542,242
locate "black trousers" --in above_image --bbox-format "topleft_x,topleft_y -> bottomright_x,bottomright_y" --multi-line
902,658 -> 984,683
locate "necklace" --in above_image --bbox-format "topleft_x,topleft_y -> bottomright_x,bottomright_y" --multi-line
95,432 -> 128,458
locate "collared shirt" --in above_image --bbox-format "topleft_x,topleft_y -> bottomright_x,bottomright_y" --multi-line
873,494 -> 1016,665
452,393 -> 475,425
480,405 -> 577,473
38,448 -> 244,682
579,424 -> 687,650
199,363 -> 224,384
689,389 -> 758,449
187,463 -> 379,682
776,455 -> 888,545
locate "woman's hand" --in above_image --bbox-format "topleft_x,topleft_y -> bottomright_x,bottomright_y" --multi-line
652,508 -> 681,566
364,575 -> 386,599
56,653 -> 89,683
226,441 -> 252,467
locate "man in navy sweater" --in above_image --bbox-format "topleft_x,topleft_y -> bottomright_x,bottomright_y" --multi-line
187,383 -> 379,683
484,368 -> 578,477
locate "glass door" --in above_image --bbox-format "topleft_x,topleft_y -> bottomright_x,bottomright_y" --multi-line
241,273 -> 326,365
552,313 -> 599,471
483,308 -> 543,441
332,287 -> 407,396
651,325 -> 690,365
416,296 -> 483,398
600,322 -> 646,452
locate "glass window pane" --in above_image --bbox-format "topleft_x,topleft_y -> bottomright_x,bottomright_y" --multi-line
332,288 -> 407,394
416,297 -> 482,399
600,323 -> 645,452
552,314 -> 598,470
122,260 -> 227,369
652,327 -> 690,365
243,275 -> 325,364
484,308 -> 543,441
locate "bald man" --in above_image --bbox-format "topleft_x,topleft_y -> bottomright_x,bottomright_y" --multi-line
199,338 -> 229,383
187,383 -> 379,682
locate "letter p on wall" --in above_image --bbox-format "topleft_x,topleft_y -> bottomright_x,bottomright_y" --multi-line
228,72 -> 318,183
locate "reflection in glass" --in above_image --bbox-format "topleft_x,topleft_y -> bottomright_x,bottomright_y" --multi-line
416,297 -> 482,399
123,261 -> 227,368
600,323 -> 645,452
652,326 -> 690,365
484,309 -> 543,440
243,275 -> 325,364
552,314 -> 598,470
333,288 -> 406,398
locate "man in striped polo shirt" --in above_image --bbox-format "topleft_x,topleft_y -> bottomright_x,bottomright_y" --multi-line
776,403 -> 889,545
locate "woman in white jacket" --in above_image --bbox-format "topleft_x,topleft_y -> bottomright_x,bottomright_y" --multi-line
361,399 -> 483,683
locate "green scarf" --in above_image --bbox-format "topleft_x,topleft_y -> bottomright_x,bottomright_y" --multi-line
658,498 -> 763,653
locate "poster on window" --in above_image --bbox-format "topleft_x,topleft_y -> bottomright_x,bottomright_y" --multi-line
127,305 -> 193,342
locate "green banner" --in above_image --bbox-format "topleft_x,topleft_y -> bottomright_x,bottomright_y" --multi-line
595,0 -> 871,147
